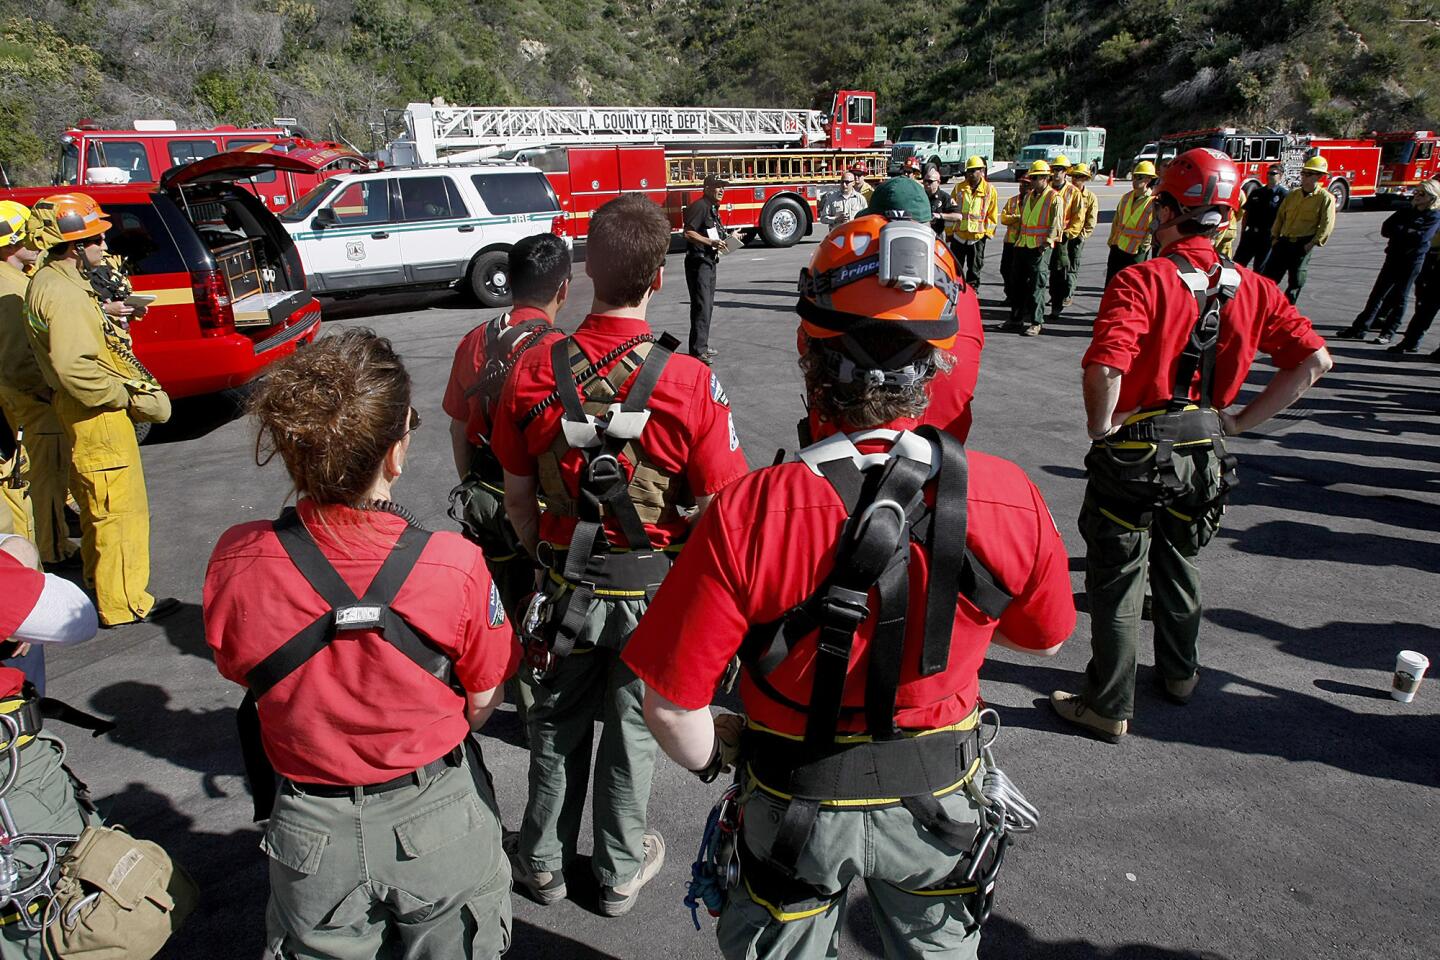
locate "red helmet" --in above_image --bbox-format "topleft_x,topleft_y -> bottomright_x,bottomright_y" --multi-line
1158,148 -> 1241,213
850,162 -> 868,176
902,155 -> 923,173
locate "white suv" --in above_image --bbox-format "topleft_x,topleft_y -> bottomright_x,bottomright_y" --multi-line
278,163 -> 565,306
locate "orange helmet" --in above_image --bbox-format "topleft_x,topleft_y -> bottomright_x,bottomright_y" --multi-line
30,193 -> 112,247
797,213 -> 970,369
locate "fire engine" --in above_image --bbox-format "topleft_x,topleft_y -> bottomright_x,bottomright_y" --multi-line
1376,130 -> 1437,199
53,120 -> 366,213
380,91 -> 889,246
1158,127 -> 1380,209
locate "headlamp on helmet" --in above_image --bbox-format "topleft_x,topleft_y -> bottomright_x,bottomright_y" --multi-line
876,216 -> 936,293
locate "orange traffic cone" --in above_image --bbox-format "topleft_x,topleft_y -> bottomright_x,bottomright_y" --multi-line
1107,169 -> 1116,186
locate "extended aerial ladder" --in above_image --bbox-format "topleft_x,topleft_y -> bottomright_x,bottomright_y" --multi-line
384,100 -> 850,166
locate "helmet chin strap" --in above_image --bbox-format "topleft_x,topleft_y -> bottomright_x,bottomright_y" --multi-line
824,336 -> 934,391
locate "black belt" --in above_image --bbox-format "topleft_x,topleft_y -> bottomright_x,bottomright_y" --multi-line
0,696 -> 44,750
1112,408 -> 1221,446
288,744 -> 463,798
744,725 -> 980,803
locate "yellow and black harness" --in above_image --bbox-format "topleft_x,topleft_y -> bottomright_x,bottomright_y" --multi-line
734,426 -> 1013,925
519,332 -> 685,663
1096,254 -> 1242,526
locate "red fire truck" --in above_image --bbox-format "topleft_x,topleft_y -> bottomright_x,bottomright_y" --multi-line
53,120 -> 366,212
381,91 -> 889,245
1158,127 -> 1379,208
1376,130 -> 1438,199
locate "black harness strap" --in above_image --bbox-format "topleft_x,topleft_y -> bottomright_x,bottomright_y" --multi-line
245,509 -> 452,698
740,429 -> 1016,879
518,333 -> 657,431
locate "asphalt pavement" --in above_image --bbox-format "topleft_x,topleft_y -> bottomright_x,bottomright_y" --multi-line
42,182 -> 1439,959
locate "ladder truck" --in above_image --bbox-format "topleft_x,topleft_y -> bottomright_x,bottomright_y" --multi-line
381,91 -> 890,246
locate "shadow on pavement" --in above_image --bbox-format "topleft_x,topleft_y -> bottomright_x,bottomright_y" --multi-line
144,389 -> 249,446
1205,607 -> 1437,672
1216,518 -> 1438,574
319,289 -> 469,322
980,915 -> 1235,958
90,681 -> 247,798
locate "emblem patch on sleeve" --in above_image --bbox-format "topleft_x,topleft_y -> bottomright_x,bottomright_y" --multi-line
710,373 -> 729,407
728,412 -> 740,451
488,582 -> 506,627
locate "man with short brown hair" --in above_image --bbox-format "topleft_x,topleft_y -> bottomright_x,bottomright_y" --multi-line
492,192 -> 749,918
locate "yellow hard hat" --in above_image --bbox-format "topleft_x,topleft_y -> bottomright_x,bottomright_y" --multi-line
29,193 -> 111,248
1051,154 -> 1071,171
965,155 -> 986,172
1069,163 -> 1093,179
1028,160 -> 1053,177
1302,155 -> 1329,175
1132,160 -> 1157,178
0,200 -> 30,248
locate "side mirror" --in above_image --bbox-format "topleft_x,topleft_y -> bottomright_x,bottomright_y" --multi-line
312,207 -> 337,229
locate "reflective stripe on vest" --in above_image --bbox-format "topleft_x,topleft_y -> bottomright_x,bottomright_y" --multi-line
1016,193 -> 1055,248
949,184 -> 994,238
1001,196 -> 1024,244
1113,192 -> 1154,254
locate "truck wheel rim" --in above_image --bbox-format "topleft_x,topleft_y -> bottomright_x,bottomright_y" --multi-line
772,209 -> 798,239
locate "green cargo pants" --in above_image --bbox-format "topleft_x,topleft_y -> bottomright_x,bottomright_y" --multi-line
0,735 -> 102,959
1049,236 -> 1083,318
517,593 -> 657,888
1009,246 -> 1051,329
1262,236 -> 1315,305
262,745 -> 511,960
717,779 -> 986,960
1080,438 -> 1226,721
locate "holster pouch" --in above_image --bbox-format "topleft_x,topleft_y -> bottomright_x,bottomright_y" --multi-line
45,825 -> 198,960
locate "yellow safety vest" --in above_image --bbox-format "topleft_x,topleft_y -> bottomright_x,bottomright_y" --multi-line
1000,194 -> 1024,245
1109,191 -> 1154,254
947,182 -> 997,240
1015,192 -> 1057,250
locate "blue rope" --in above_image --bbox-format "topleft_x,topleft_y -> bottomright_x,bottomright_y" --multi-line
684,785 -> 737,929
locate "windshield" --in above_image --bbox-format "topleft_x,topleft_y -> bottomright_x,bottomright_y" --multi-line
898,126 -> 938,144
279,180 -> 335,222
1381,141 -> 1417,165
1027,131 -> 1065,146
57,142 -> 79,185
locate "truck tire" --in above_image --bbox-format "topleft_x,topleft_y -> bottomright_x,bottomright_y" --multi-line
1328,179 -> 1350,212
759,197 -> 807,247
468,250 -> 513,307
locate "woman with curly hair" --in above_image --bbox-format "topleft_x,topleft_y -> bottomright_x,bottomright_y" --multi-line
203,328 -> 517,959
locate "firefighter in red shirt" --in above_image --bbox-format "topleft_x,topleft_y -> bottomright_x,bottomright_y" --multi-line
204,330 -> 518,960
444,233 -> 571,622
623,213 -> 1075,960
1051,149 -> 1332,742
490,193 -> 749,917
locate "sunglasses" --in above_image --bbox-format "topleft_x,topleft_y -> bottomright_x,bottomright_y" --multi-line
405,406 -> 422,435
841,178 -> 855,184
925,178 -> 941,184
79,235 -> 107,248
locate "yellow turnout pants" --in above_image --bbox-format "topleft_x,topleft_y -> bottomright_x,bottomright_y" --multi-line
54,393 -> 153,626
0,389 -> 78,565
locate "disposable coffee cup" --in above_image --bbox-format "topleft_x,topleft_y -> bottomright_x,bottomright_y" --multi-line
1391,650 -> 1429,703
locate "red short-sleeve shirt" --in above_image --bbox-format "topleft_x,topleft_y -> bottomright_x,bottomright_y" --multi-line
0,553 -> 44,641
622,427 -> 1075,735
1084,236 -> 1327,412
204,501 -> 519,786
799,305 -> 985,444
442,306 -> 553,445
489,313 -> 750,549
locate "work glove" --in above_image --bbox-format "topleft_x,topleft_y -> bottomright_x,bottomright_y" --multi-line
714,712 -> 745,773
127,385 -> 172,425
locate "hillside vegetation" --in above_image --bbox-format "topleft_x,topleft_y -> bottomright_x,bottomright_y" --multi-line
3,0 -> 1437,183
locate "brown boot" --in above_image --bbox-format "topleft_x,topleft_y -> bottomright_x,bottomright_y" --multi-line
1049,691 -> 1127,743
599,831 -> 666,917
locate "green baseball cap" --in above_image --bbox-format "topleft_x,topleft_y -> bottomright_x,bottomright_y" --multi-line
862,176 -> 932,223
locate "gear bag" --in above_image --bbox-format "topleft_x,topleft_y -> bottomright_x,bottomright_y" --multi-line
43,825 -> 198,960
736,427 -> 1012,885
235,507 -> 461,821
519,332 -> 685,667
